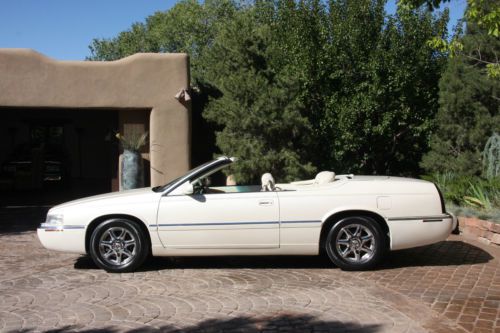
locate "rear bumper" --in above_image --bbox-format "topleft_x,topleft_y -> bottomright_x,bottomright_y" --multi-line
37,225 -> 86,254
449,212 -> 458,231
387,213 -> 455,250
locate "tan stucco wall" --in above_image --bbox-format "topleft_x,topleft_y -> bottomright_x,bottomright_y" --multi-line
0,49 -> 191,186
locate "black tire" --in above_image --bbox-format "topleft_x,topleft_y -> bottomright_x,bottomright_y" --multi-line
325,216 -> 385,271
89,218 -> 149,273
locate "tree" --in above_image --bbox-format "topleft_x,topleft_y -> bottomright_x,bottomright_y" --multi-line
88,0 -> 449,179
88,0 -> 237,85
421,19 -> 500,175
401,0 -> 500,78
203,8 -> 316,183
244,0 -> 448,177
308,3 -> 448,175
87,23 -> 150,61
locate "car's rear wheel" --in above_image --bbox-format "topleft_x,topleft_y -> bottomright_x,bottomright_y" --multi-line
89,219 -> 149,273
325,216 -> 385,270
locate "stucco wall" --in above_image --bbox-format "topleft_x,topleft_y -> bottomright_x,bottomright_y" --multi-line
0,49 -> 191,186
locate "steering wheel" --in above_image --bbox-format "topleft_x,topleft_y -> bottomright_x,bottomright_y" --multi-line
192,178 -> 208,195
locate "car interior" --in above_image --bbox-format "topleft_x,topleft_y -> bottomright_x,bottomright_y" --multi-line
191,163 -> 342,195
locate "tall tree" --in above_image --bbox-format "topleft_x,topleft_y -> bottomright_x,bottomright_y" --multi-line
88,0 -> 237,85
88,0 -> 449,179
238,0 -> 447,177
311,2 -> 447,175
421,18 -> 500,175
203,9 -> 316,183
401,0 -> 500,78
329,7 -> 447,175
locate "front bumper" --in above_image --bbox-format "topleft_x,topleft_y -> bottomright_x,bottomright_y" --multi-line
37,224 -> 87,254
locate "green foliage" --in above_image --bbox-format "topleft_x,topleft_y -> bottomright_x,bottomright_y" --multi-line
402,0 -> 500,78
203,9 -> 316,182
318,4 -> 448,175
88,0 -> 448,180
467,0 -> 500,37
421,13 -> 500,176
88,0 -> 238,168
88,22 -> 150,60
464,182 -> 492,209
425,172 -> 472,203
423,171 -> 455,197
400,0 -> 500,38
88,0 -> 238,85
398,0 -> 450,10
483,132 -> 500,178
486,63 -> 500,78
426,172 -> 500,209
426,35 -> 463,55
444,175 -> 500,222
447,203 -> 500,222
205,1 -> 448,178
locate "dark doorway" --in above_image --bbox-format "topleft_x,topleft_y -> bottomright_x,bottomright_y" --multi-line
0,108 -> 119,206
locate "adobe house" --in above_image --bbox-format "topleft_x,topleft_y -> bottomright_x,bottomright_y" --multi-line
0,49 -> 191,200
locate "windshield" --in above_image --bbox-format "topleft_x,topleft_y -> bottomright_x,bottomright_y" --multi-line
152,158 -> 232,192
152,176 -> 183,192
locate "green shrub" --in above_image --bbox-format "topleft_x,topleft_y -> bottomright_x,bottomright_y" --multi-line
464,182 -> 492,210
425,172 -> 474,205
447,204 -> 500,223
424,173 -> 500,222
483,132 -> 500,179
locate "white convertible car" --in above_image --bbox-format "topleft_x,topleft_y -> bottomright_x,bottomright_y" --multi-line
38,156 -> 456,272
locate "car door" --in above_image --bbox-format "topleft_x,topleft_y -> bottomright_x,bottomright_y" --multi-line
156,191 -> 279,249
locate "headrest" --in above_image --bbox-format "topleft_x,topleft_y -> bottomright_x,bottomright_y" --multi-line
314,171 -> 335,185
261,173 -> 276,191
226,175 -> 236,186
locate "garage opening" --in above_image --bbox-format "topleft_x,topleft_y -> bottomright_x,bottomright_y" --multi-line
0,107 -> 150,206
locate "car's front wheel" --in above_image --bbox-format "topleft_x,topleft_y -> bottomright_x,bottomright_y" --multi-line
89,219 -> 149,273
325,216 -> 385,270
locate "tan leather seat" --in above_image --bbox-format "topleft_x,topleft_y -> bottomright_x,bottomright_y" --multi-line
314,171 -> 335,185
261,173 -> 276,191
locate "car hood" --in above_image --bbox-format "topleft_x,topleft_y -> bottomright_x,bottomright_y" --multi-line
51,187 -> 156,210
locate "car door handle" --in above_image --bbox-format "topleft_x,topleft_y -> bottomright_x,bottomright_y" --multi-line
259,200 -> 274,206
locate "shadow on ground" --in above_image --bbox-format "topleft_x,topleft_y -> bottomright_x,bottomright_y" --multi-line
0,207 -> 49,234
379,240 -> 494,269
9,314 -> 382,333
75,240 -> 493,272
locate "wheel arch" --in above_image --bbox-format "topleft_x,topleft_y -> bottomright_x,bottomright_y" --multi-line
319,210 -> 390,254
85,214 -> 152,254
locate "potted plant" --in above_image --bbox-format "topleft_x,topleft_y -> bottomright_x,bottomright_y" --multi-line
116,132 -> 148,190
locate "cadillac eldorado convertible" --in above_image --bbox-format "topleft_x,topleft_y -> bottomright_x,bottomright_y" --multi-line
38,156 -> 456,272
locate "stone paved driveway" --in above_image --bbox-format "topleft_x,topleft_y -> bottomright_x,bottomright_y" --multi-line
0,208 -> 499,333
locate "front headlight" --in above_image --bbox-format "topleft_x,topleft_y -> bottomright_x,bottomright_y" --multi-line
44,213 -> 64,226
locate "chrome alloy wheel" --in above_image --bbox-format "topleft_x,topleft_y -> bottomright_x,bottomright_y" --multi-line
335,223 -> 375,263
98,227 -> 137,266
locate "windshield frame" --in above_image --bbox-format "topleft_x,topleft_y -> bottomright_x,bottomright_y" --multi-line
153,157 -> 234,195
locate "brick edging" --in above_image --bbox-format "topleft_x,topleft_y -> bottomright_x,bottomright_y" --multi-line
459,216 -> 500,246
